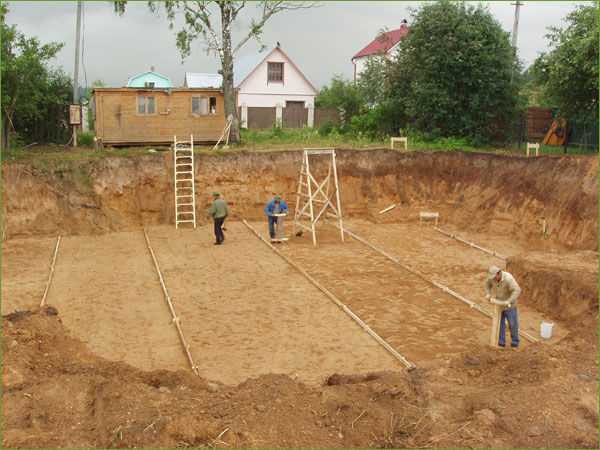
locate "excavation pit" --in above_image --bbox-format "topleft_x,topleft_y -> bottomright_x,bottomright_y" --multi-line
2,149 -> 597,448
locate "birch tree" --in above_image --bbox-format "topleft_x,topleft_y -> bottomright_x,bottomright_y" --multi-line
115,1 -> 316,143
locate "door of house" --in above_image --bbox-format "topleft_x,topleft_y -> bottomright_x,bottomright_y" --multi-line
283,101 -> 307,128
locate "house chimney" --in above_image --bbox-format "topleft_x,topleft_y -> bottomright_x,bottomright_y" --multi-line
400,19 -> 408,28
150,65 -> 155,72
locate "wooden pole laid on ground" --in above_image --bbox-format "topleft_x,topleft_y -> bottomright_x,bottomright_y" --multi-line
40,235 -> 61,307
378,204 -> 397,215
242,220 -> 416,371
433,227 -> 507,261
338,226 -> 539,344
143,229 -> 199,375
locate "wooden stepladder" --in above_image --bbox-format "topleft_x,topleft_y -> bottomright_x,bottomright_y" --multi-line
293,148 -> 344,246
173,135 -> 197,229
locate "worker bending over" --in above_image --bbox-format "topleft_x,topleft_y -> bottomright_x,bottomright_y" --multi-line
485,266 -> 522,348
207,192 -> 228,245
264,195 -> 288,240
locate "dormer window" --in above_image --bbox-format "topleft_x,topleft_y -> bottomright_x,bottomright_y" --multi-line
144,81 -> 155,88
267,62 -> 284,83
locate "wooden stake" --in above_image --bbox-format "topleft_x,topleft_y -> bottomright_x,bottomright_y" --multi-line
338,226 -> 539,344
242,220 -> 416,370
433,227 -> 507,261
40,235 -> 61,307
490,303 -> 503,347
379,204 -> 397,215
143,229 -> 200,375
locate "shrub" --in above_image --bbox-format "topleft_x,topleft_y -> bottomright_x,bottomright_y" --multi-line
318,120 -> 335,136
78,131 -> 95,147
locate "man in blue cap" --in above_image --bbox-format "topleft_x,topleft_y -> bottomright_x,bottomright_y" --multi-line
264,195 -> 288,240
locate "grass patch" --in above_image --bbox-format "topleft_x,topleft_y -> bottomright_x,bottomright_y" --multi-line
2,131 -> 595,166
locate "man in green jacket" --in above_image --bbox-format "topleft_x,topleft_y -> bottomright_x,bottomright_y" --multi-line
207,192 -> 228,245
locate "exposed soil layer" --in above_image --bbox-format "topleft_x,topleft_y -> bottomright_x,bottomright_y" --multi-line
3,150 -> 597,250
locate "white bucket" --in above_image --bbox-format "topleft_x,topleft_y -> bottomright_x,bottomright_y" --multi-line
540,321 -> 554,339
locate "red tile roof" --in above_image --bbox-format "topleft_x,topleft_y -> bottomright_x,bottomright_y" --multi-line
352,25 -> 409,60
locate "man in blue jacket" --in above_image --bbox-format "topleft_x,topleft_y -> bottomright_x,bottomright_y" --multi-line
264,195 -> 288,240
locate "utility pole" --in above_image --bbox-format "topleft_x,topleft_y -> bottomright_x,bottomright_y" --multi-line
510,1 -> 523,82
511,1 -> 522,48
72,0 -> 82,146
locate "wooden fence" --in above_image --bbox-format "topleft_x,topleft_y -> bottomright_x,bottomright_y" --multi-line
244,106 -> 340,130
247,107 -> 277,129
526,107 -> 554,141
314,107 -> 340,127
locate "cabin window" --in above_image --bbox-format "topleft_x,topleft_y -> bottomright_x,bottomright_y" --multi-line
267,62 -> 284,83
137,95 -> 155,114
192,96 -> 217,115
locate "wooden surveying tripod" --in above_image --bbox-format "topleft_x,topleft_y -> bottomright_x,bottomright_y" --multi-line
293,148 -> 344,246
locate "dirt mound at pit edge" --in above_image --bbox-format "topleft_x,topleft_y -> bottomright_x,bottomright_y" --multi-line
3,307 -> 598,448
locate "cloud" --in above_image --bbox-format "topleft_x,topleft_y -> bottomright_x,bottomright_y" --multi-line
5,1 -> 589,89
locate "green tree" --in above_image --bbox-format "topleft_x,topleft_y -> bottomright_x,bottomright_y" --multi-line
1,4 -> 64,148
114,1 -> 315,144
356,55 -> 390,107
316,75 -> 363,122
387,0 -> 519,143
531,4 -> 598,121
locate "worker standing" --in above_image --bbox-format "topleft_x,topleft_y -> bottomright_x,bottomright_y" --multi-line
485,266 -> 522,348
207,192 -> 228,245
264,195 -> 288,240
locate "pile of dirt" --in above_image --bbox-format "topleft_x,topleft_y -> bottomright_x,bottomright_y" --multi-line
3,150 -> 597,250
3,308 -> 597,448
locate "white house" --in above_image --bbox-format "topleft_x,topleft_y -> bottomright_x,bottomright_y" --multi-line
351,20 -> 409,81
185,43 -> 318,127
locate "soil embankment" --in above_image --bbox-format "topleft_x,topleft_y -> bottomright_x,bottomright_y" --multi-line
3,150 -> 598,250
3,308 -> 598,449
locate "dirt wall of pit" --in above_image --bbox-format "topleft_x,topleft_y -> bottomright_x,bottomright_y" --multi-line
3,150 -> 598,249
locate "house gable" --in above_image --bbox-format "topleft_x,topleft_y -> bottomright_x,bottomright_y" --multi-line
351,25 -> 409,61
127,71 -> 172,88
236,47 -> 318,97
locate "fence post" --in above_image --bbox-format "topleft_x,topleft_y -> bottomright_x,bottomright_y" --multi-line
241,103 -> 248,129
307,104 -> 315,128
275,103 -> 283,128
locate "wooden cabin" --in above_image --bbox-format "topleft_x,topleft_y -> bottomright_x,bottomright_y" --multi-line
93,88 -> 226,145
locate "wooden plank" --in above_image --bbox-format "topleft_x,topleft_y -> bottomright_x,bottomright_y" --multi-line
242,220 -> 416,371
490,304 -> 503,347
143,229 -> 199,374
433,227 -> 507,261
40,235 -> 61,307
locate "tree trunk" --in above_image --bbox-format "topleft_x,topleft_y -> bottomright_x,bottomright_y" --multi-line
220,5 -> 240,144
1,114 -> 9,150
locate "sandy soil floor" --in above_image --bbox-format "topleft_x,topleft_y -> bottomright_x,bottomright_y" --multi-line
0,219 -> 580,384
2,236 -> 57,314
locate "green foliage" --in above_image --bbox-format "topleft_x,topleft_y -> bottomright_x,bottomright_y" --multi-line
356,55 -> 390,107
316,76 -> 362,121
318,120 -> 335,136
531,4 -> 598,121
387,0 -> 519,143
78,132 -> 95,147
238,127 -> 384,149
1,4 -> 69,147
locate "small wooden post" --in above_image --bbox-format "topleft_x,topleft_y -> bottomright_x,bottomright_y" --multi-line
490,304 -> 503,347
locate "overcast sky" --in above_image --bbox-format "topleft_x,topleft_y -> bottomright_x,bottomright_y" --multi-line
6,1 -> 590,89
